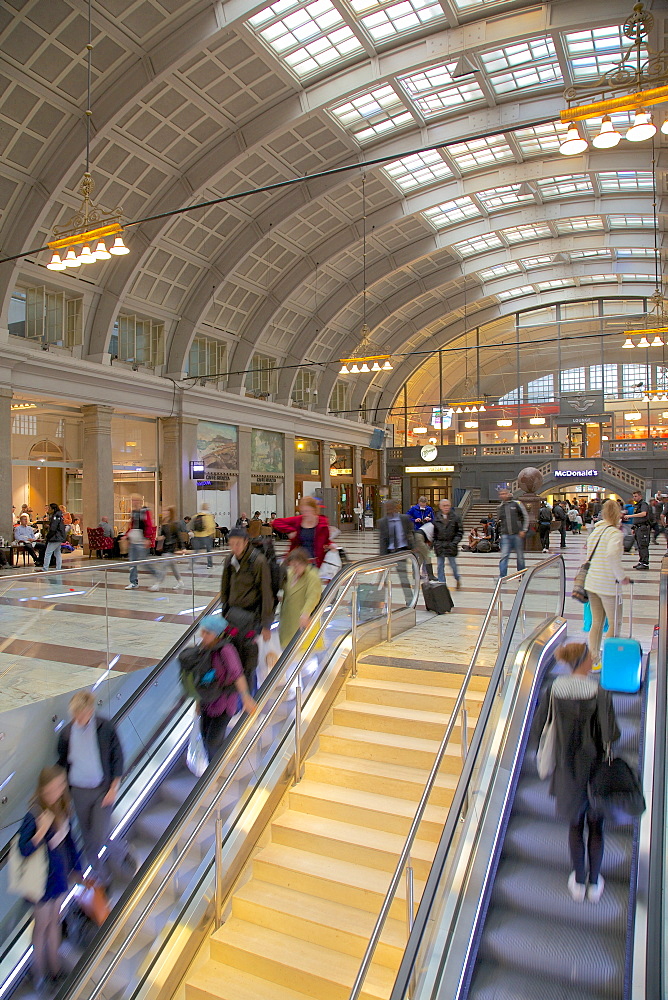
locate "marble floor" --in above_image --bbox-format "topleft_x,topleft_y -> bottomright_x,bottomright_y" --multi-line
0,528 -> 661,712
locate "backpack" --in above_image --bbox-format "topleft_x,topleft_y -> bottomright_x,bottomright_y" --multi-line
178,642 -> 235,706
567,508 -> 579,522
193,514 -> 205,532
538,506 -> 552,524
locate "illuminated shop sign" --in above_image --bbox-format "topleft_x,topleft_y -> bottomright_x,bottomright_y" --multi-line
404,465 -> 455,473
554,469 -> 598,477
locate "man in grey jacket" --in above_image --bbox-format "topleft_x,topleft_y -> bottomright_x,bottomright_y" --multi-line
496,488 -> 530,578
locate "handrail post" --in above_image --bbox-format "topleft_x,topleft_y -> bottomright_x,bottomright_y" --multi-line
294,680 -> 303,784
104,568 -> 110,671
386,569 -> 392,644
351,581 -> 358,677
460,706 -> 468,761
497,588 -> 503,650
405,857 -> 415,1000
214,814 -> 223,930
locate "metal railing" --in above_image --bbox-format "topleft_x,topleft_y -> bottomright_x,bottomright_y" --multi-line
348,552 -> 565,1000
53,550 -> 420,1000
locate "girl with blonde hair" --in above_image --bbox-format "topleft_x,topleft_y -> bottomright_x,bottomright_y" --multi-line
583,499 -> 629,668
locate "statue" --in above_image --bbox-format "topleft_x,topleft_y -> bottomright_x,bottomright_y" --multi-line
515,467 -> 544,552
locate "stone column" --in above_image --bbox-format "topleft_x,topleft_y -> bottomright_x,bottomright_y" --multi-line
0,387 -> 12,538
321,441 -> 331,489
284,433 -> 295,516
353,445 -> 363,529
161,416 -> 198,516
82,405 -> 114,537
238,426 -> 252,519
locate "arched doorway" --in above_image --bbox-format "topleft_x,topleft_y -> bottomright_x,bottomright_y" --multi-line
28,439 -> 63,513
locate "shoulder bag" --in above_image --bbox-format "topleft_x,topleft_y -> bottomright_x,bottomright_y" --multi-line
588,745 -> 645,824
571,527 -> 610,604
8,831 -> 48,903
536,689 -> 557,780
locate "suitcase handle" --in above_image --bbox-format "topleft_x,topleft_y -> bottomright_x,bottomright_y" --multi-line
615,579 -> 634,639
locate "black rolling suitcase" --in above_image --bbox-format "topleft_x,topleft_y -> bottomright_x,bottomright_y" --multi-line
422,580 -> 454,614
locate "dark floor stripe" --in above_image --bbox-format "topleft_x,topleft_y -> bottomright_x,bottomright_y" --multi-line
0,595 -> 202,624
0,637 -> 157,673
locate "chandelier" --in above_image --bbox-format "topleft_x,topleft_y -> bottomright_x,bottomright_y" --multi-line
558,3 -> 668,155
47,1 -> 128,270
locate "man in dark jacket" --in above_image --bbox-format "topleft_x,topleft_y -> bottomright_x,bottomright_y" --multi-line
220,528 -> 273,693
496,488 -> 530,578
553,500 -> 568,549
40,502 -> 67,571
624,490 -> 651,570
433,498 -> 463,589
57,690 -> 134,885
378,500 -> 415,601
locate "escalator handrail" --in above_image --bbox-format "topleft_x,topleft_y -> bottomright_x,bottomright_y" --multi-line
351,552 -> 566,1000
55,550 -> 421,1000
0,548 -> 229,583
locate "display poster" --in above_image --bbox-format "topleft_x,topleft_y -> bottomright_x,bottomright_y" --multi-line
251,429 -> 284,473
197,421 -> 238,472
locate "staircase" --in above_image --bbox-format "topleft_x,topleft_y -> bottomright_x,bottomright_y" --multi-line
462,503 -> 496,535
186,662 -> 489,1000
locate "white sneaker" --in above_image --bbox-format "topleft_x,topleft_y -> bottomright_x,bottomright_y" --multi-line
567,871 -> 586,902
125,583 -> 138,590
587,876 -> 605,903
173,580 -> 185,590
148,582 -> 161,592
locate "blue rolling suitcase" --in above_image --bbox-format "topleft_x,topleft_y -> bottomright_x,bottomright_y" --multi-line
601,582 -> 642,694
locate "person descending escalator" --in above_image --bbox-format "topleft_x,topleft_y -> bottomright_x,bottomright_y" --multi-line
220,528 -> 274,695
534,642 -> 619,903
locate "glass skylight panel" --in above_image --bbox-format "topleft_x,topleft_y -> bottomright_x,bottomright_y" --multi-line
454,233 -> 504,257
564,25 -> 647,81
597,171 -> 653,192
479,262 -> 522,279
476,184 -> 534,212
329,85 -> 414,142
536,174 -> 593,199
556,217 -> 604,233
502,223 -> 552,244
498,285 -> 533,300
608,215 -> 655,228
480,37 -> 561,95
616,248 -> 655,258
399,64 -> 485,119
622,273 -> 653,281
536,278 -> 574,290
522,255 -> 554,269
514,121 -> 569,157
568,248 -> 611,259
350,0 -> 445,42
580,274 -> 616,283
247,0 -> 363,78
423,196 -> 481,229
447,134 -> 514,173
382,149 -> 452,191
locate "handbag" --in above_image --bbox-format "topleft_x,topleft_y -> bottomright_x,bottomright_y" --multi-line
571,527 -> 610,604
8,833 -> 48,903
536,689 -> 557,780
588,748 -> 646,824
78,881 -> 111,925
186,717 -> 209,777
319,548 -> 342,581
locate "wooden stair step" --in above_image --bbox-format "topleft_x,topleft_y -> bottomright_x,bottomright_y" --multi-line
318,724 -> 462,772
357,662 -> 489,692
346,676 -> 484,713
270,809 -> 436,879
289,778 -> 448,841
233,878 -> 405,967
187,960 -> 319,1000
252,842 -> 424,920
333,698 -> 477,741
304,751 -> 458,806
209,918 -> 394,1000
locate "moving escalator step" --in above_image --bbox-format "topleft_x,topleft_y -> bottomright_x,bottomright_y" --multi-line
502,815 -> 633,881
469,962 -> 614,1000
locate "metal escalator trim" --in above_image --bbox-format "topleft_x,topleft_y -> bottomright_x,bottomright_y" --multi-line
386,553 -> 565,1000
51,550 -> 420,1000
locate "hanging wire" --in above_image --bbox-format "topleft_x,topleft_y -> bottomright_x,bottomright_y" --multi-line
85,0 -> 92,174
362,173 -> 367,330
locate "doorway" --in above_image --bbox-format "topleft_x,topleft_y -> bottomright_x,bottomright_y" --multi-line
28,440 -> 63,512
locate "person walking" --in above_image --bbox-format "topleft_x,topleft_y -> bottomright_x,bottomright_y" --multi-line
496,488 -> 529,578
41,503 -> 67,572
57,691 -> 135,886
377,500 -> 415,602
538,500 -> 553,552
272,497 -> 335,569
124,496 -> 162,591
433,498 -> 463,589
552,499 -> 568,549
534,642 -> 619,902
220,527 -> 273,694
278,547 -> 322,647
583,499 -> 629,669
157,506 -> 187,589
192,503 -> 216,568
624,490 -> 651,571
17,766 -> 81,994
179,614 -> 256,762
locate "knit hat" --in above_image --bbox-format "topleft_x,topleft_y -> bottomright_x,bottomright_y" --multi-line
228,527 -> 248,540
199,613 -> 228,635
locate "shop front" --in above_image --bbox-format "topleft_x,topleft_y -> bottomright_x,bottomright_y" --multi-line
329,444 -> 354,525
294,437 -> 321,510
361,447 -> 382,521
112,414 -> 159,530
11,398 -> 84,520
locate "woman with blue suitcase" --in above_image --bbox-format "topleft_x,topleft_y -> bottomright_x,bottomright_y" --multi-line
583,500 -> 629,671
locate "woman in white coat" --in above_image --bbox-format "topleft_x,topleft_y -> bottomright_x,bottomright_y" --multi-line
583,499 -> 629,667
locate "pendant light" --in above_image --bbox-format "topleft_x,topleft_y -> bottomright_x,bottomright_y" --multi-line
559,124 -> 588,156
592,115 -> 621,148
109,235 -> 130,255
46,253 -> 66,271
94,241 -> 111,259
626,110 -> 656,142
77,245 -> 96,264
637,335 -> 651,348
622,337 -> 635,349
64,249 -> 80,267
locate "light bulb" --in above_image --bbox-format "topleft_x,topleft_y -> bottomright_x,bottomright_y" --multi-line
382,361 -> 392,370
94,241 -> 111,259
651,336 -> 664,347
622,337 -> 635,348
371,361 -> 381,371
497,419 -> 513,427
464,406 -> 470,412
592,115 -> 621,149
626,110 -> 656,142
339,364 -> 349,375
64,249 -> 80,267
530,416 -> 546,425
109,235 -> 130,255
637,335 -> 651,348
359,362 -> 370,373
77,245 -> 96,264
662,120 -> 668,135
479,405 -> 486,412
455,406 -> 463,414
350,363 -> 360,374
559,123 -> 588,156
46,252 -> 66,271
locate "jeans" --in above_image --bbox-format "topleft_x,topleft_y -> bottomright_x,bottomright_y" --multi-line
70,784 -> 130,885
42,540 -> 62,570
128,541 -> 161,586
436,554 -> 459,583
499,533 -> 525,577
538,524 -> 551,550
569,806 -> 604,885
193,534 -> 213,568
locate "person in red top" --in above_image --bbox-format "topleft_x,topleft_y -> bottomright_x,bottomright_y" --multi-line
272,497 -> 334,568
124,495 -> 162,590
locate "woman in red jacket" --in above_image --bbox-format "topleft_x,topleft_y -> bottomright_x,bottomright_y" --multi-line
272,497 -> 334,568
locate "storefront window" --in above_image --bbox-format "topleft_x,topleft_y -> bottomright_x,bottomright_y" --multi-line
330,445 -> 352,477
112,415 -> 158,529
361,448 -> 380,481
294,438 -> 319,477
